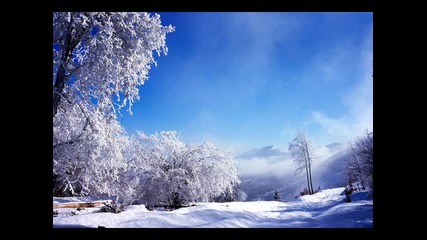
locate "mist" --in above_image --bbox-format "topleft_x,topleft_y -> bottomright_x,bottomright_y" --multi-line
235,143 -> 351,201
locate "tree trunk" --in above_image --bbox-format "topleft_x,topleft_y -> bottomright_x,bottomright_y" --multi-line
308,159 -> 314,194
305,160 -> 311,195
307,152 -> 314,194
53,17 -> 75,117
304,143 -> 314,195
53,62 -> 68,117
53,39 -> 73,117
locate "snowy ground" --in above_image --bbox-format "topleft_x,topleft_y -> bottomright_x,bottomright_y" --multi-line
53,187 -> 372,228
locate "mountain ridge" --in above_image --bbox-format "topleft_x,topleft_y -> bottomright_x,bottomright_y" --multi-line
236,145 -> 289,159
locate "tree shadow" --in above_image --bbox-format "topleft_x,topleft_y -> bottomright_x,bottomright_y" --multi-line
53,224 -> 92,228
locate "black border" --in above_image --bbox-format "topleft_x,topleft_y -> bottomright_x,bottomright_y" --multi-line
39,1 -> 387,238
50,0 -> 374,12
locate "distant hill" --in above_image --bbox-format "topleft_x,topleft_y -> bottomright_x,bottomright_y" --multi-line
236,143 -> 351,201
326,142 -> 342,152
312,147 -> 350,188
236,145 -> 289,160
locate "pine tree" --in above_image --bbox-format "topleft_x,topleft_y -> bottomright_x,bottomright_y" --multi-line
273,190 -> 281,201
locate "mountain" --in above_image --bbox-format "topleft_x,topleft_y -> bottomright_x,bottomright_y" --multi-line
326,142 -> 342,152
236,145 -> 289,159
326,142 -> 351,152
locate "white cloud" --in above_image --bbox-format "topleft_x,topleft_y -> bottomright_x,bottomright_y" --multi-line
310,25 -> 373,144
311,111 -> 356,143
237,156 -> 295,177
342,26 -> 373,132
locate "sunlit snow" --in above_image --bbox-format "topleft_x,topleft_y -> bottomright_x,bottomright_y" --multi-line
53,187 -> 372,228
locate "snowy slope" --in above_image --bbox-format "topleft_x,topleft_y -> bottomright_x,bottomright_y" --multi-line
53,187 -> 372,228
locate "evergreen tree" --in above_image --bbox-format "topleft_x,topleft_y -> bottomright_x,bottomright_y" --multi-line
273,190 -> 281,201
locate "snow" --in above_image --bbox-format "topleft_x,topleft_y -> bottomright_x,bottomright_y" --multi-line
53,187 -> 372,228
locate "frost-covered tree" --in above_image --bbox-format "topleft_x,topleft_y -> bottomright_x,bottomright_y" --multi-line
213,185 -> 247,202
53,12 -> 174,200
345,130 -> 373,196
234,188 -> 248,202
52,13 -> 242,207
289,130 -> 316,195
131,131 -> 241,207
53,12 -> 175,117
53,102 -> 134,201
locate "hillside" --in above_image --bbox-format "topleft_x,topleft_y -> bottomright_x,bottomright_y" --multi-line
236,142 -> 351,201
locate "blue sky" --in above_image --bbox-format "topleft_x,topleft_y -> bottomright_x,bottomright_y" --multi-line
118,12 -> 373,154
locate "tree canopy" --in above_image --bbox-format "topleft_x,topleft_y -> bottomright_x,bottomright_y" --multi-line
53,13 -> 242,207
53,12 -> 175,117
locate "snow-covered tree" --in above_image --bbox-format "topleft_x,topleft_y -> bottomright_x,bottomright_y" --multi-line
345,130 -> 373,196
213,185 -> 247,202
52,13 -> 242,206
53,102 -> 134,201
53,12 -> 174,201
131,131 -> 241,207
53,12 -> 175,117
234,188 -> 248,202
289,130 -> 317,195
